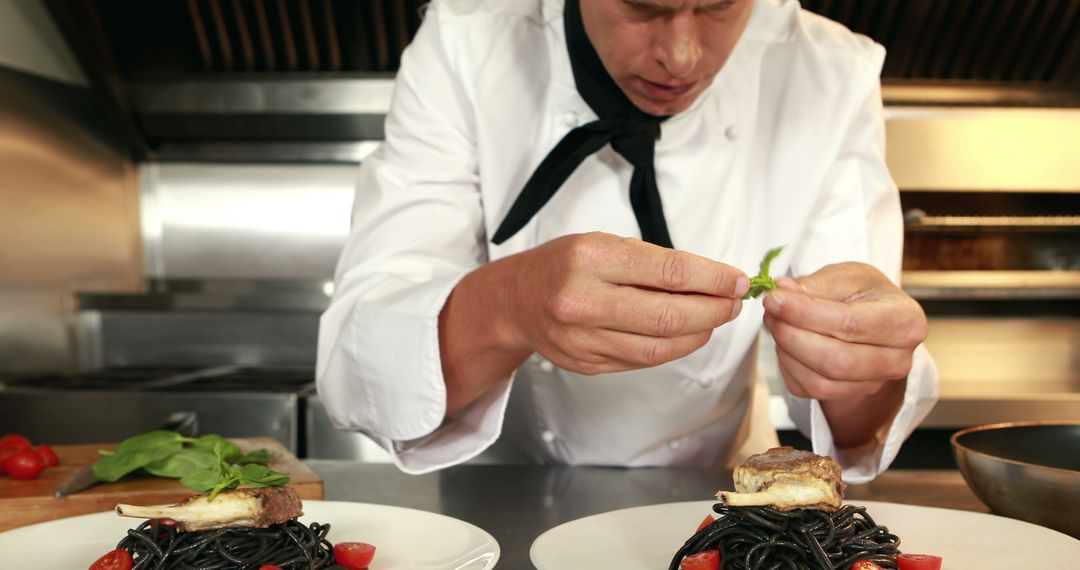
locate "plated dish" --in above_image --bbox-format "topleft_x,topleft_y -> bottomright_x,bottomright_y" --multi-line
0,500 -> 499,569
531,499 -> 1080,569
533,447 -> 1080,570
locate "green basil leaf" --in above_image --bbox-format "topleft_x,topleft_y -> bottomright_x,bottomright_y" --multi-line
743,246 -> 786,299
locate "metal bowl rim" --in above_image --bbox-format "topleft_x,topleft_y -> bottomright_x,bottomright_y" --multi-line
950,420 -> 1080,476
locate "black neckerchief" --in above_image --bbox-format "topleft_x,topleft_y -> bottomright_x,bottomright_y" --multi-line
490,0 -> 674,248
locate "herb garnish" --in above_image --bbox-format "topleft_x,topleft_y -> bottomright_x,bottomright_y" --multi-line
743,245 -> 785,300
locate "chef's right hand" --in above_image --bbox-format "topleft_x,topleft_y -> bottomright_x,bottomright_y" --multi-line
500,232 -> 749,374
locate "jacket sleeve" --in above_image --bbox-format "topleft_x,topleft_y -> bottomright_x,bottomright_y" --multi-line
782,45 -> 940,484
315,1 -> 514,474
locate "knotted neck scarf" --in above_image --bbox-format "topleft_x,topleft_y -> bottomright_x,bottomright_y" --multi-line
490,0 -> 674,248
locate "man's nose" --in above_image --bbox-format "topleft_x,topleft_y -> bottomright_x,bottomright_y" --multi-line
655,12 -> 702,78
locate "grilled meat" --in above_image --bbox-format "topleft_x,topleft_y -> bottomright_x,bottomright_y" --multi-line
717,446 -> 845,512
115,486 -> 303,531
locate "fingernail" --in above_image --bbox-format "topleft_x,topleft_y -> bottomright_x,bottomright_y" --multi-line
767,290 -> 785,307
735,275 -> 749,297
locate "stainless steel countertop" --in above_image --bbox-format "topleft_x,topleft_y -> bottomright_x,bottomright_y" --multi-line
305,462 -> 986,569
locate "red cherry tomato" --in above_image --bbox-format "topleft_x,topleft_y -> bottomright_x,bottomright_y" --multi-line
896,553 -> 943,570
852,561 -> 886,570
0,447 -> 19,475
0,434 -> 31,451
695,514 -> 715,533
2,449 -> 45,480
334,542 -> 377,569
34,444 -> 60,467
88,549 -> 134,570
680,549 -> 720,570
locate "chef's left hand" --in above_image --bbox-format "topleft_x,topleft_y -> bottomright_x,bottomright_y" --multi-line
762,262 -> 927,402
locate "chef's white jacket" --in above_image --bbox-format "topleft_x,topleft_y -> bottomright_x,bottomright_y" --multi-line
316,0 -> 939,483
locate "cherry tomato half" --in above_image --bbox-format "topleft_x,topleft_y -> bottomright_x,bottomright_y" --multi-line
0,433 -> 31,451
34,444 -> 60,468
258,566 -> 284,570
2,449 -> 45,480
695,514 -> 715,533
88,549 -> 134,570
334,542 -> 377,570
680,549 -> 720,570
852,561 -> 886,570
896,553 -> 943,570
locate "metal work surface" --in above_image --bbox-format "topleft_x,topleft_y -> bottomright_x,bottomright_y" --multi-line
306,462 -> 986,569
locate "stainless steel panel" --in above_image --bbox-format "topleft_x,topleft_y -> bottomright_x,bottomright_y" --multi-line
153,141 -> 380,164
0,387 -> 299,451
884,107 -> 1080,193
141,162 -> 357,280
128,77 -> 393,141
923,318 -> 1079,396
130,77 -> 393,114
902,271 -> 1080,300
0,67 -> 140,375
76,310 -> 319,370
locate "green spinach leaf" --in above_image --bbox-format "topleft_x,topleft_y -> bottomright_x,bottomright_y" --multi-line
92,430 -> 289,501
91,431 -> 191,482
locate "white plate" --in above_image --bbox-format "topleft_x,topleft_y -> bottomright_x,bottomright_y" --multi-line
531,500 -> 1080,569
0,500 -> 498,569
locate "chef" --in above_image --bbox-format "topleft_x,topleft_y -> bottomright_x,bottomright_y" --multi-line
316,0 -> 939,483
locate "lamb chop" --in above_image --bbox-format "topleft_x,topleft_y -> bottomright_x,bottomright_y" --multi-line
115,486 -> 303,531
717,446 -> 846,512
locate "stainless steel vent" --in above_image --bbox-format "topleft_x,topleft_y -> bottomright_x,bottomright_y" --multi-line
802,0 -> 1079,83
42,0 -> 1080,159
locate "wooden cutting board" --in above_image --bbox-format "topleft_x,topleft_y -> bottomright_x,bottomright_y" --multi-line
0,437 -> 323,532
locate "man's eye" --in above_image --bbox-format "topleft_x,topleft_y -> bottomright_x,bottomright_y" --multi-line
697,0 -> 736,14
623,1 -> 664,18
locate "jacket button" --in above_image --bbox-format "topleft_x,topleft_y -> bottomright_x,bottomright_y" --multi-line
539,359 -> 555,373
724,125 -> 738,141
541,430 -> 556,443
668,439 -> 682,450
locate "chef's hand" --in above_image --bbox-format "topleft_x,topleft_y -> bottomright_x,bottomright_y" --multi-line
762,262 -> 927,448
505,232 -> 749,374
439,232 -> 749,416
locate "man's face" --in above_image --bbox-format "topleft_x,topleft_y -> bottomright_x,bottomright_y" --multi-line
581,0 -> 754,116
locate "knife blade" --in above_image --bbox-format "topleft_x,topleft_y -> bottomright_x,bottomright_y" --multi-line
53,411 -> 199,499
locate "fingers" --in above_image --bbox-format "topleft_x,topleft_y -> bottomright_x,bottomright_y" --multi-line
570,284 -> 743,337
764,313 -> 915,383
538,328 -> 714,375
775,346 -> 891,400
579,233 -> 749,299
764,273 -> 927,349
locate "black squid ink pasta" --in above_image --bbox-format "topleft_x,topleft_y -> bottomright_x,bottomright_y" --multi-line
669,504 -> 901,570
117,518 -> 336,569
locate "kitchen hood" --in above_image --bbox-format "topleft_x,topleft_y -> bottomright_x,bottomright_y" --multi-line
41,0 -> 1078,161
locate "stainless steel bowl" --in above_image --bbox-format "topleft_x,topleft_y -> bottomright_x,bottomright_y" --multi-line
951,421 -> 1080,538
